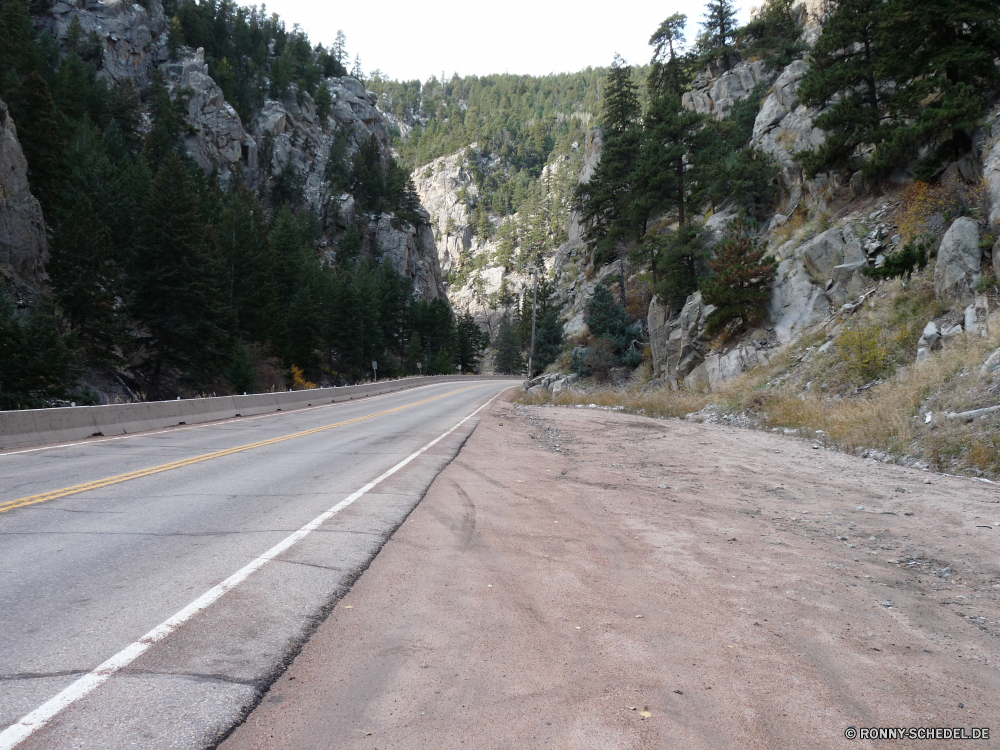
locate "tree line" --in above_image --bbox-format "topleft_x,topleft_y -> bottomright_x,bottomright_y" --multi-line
0,0 -> 486,409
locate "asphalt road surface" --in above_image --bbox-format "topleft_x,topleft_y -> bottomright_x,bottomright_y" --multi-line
0,380 -> 515,750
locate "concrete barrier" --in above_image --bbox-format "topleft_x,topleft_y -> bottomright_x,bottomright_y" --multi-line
231,393 -> 281,417
0,376 -> 518,451
178,396 -> 238,424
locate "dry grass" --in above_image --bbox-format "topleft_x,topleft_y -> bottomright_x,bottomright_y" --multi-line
519,270 -> 1000,478
894,179 -> 987,242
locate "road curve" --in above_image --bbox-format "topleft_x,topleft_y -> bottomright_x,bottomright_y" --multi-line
0,380 -> 515,750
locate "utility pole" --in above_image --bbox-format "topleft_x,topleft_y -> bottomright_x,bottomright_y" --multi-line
527,267 -> 538,378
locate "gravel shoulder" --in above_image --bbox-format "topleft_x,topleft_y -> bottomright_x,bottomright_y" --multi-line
221,397 -> 1000,749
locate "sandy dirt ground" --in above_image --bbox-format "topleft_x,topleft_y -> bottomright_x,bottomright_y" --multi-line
221,397 -> 1000,750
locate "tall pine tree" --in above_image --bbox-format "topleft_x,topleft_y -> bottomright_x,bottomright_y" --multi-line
131,153 -> 233,397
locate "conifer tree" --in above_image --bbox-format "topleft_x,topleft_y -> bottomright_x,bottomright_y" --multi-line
221,181 -> 276,342
493,312 -> 523,375
0,289 -> 78,410
701,216 -> 777,335
878,0 -> 1000,171
648,13 -> 688,99
698,0 -> 739,64
455,312 -> 489,373
225,340 -> 258,394
131,153 -> 233,396
573,55 -> 643,265
650,225 -> 705,314
144,69 -> 187,169
796,0 -> 887,177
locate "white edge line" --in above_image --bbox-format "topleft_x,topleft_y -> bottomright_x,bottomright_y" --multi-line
0,386 -> 513,750
0,380 -> 516,458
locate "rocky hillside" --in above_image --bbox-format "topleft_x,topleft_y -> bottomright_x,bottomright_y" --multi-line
2,0 -> 445,303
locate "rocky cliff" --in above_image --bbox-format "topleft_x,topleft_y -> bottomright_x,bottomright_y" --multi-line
29,0 -> 445,302
414,132 -> 598,336
0,97 -> 48,292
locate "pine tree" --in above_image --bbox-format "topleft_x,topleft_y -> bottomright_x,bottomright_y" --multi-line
314,80 -> 332,122
796,0 -> 887,178
651,225 -> 705,314
131,153 -> 234,396
493,312 -> 523,374
701,216 -> 778,335
648,13 -> 688,99
168,15 -> 184,60
333,30 -> 347,65
636,91 -> 704,227
221,181 -> 276,342
699,0 -> 739,64
879,0 -> 1000,172
0,288 -> 78,410
144,69 -> 187,169
455,312 -> 489,373
573,55 -> 643,265
225,340 -> 258,394
8,72 -> 64,213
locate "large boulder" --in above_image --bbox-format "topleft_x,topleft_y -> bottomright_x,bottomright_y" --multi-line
0,98 -> 48,289
934,217 -> 981,307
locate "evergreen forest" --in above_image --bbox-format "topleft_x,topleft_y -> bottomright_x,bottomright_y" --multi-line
0,0 -> 485,409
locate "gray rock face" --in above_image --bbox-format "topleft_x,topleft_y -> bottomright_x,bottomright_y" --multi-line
413,148 -> 478,277
567,129 -> 602,247
753,61 -> 809,142
934,217 -> 981,307
983,103 -> 1000,232
751,60 -> 827,207
374,212 -> 446,301
648,292 -> 716,385
42,0 -> 168,88
768,254 -> 829,345
0,98 -> 48,289
161,50 -> 256,185
682,60 -> 775,119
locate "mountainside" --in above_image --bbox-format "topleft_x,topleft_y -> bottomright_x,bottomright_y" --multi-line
0,0 -> 465,406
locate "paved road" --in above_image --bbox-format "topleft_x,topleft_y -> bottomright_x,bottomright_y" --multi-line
0,381 -> 515,750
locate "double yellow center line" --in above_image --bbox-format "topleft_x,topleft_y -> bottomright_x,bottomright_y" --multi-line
0,387 -> 474,515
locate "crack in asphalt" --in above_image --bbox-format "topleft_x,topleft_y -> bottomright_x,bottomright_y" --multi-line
124,670 -> 262,687
0,670 -> 88,681
277,559 -> 348,572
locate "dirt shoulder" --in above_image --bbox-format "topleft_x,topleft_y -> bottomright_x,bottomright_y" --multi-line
221,397 -> 1000,750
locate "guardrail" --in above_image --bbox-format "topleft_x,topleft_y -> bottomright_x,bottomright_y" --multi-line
0,375 -> 519,451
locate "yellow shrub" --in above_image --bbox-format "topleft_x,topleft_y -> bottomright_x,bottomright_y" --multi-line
291,365 -> 317,390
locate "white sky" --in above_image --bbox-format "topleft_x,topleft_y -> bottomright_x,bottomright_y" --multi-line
243,1 -> 754,83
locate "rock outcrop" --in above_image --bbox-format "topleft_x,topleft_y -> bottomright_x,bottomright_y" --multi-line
0,98 -> 47,290
982,102 -> 1000,232
683,60 -> 775,120
934,217 -> 981,308
648,293 -> 715,386
162,50 -> 255,187
751,60 -> 827,207
41,0 -> 168,87
46,0 -> 445,303
414,148 -> 478,277
373,211 -> 447,300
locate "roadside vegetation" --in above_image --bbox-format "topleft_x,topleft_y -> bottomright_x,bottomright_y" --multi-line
520,265 -> 1000,478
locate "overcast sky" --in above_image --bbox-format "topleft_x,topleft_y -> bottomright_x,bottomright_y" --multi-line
242,1 -> 754,83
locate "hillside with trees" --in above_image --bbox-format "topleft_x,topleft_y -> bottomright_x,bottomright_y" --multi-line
0,0 -> 486,409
